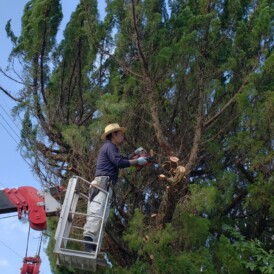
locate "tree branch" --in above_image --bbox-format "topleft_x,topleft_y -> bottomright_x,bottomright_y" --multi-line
36,142 -> 69,162
131,0 -> 148,71
204,60 -> 258,128
0,86 -> 23,102
185,91 -> 203,174
131,1 -> 172,153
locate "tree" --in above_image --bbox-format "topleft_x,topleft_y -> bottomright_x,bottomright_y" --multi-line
1,0 -> 273,272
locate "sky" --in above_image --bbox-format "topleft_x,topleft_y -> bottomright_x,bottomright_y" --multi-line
0,1 -> 105,273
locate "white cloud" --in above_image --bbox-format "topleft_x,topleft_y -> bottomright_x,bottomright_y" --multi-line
0,258 -> 9,267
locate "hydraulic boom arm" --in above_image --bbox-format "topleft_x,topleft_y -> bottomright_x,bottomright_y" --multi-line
0,186 -> 61,230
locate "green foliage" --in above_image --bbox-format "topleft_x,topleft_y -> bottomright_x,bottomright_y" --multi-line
177,213 -> 210,250
20,110 -> 37,158
143,223 -> 176,255
123,209 -> 214,273
224,225 -> 274,274
5,19 -> 17,45
245,175 -> 274,211
188,184 -> 217,214
237,240 -> 274,274
213,235 -> 248,274
96,93 -> 129,124
62,125 -> 89,154
123,208 -> 145,255
18,0 -> 62,59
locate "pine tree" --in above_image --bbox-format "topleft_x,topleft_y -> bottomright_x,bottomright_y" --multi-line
1,0 -> 273,273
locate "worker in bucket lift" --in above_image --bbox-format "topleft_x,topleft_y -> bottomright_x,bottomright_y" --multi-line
83,123 -> 147,252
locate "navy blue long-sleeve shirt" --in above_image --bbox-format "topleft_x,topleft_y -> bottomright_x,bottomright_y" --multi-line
95,140 -> 130,184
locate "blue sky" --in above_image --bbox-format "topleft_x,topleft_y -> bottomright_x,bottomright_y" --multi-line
0,1 -> 106,273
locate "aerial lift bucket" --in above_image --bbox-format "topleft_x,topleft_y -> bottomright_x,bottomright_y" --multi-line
54,176 -> 109,272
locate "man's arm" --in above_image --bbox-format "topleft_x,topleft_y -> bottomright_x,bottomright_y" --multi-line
106,144 -> 131,168
106,144 -> 147,167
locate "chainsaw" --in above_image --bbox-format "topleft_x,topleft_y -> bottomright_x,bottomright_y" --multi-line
131,148 -> 156,169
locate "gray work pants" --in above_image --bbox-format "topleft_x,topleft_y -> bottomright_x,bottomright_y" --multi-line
83,176 -> 113,248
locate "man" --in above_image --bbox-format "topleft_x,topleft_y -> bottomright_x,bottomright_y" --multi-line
83,123 -> 147,252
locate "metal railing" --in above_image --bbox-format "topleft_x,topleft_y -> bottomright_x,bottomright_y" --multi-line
54,176 -> 109,271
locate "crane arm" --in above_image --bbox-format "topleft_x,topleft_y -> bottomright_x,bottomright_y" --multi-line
0,186 -> 61,230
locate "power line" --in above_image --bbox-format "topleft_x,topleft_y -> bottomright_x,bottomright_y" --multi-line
0,229 -> 46,274
0,119 -> 34,169
0,99 -> 36,169
0,82 -> 57,188
0,214 -> 18,219
0,101 -> 21,131
0,112 -> 21,139
0,95 -> 37,149
0,93 -> 29,143
0,120 -> 20,145
0,239 -> 23,259
0,93 -> 23,127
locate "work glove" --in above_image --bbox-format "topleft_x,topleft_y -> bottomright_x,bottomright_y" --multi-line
137,157 -> 148,165
134,147 -> 145,154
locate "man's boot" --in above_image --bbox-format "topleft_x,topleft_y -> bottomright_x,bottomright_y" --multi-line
84,236 -> 96,252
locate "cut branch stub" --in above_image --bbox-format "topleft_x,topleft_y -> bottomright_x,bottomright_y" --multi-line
159,166 -> 186,185
169,156 -> 179,163
173,166 -> 186,182
149,254 -> 154,261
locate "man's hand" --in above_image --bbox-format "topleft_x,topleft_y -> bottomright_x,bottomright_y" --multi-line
134,147 -> 145,154
90,180 -> 98,186
137,157 -> 148,165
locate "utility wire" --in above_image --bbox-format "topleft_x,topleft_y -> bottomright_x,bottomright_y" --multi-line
0,82 -> 60,189
0,102 -> 21,131
0,93 -> 30,145
0,229 -> 45,274
0,112 -> 21,139
0,93 -> 23,128
36,233 -> 43,257
0,99 -> 36,169
0,214 -> 18,219
0,120 -> 20,145
0,119 -> 34,169
0,240 -> 23,259
25,224 -> 31,257
0,94 -> 37,148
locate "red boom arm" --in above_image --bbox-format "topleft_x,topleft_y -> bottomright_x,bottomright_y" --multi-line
1,186 -> 46,230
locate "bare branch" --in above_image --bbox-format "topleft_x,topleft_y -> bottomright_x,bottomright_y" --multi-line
203,79 -> 248,128
0,86 -> 23,102
204,58 -> 258,128
130,1 -> 172,152
131,0 -> 148,71
36,142 -> 69,162
0,68 -> 25,85
185,91 -> 203,174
